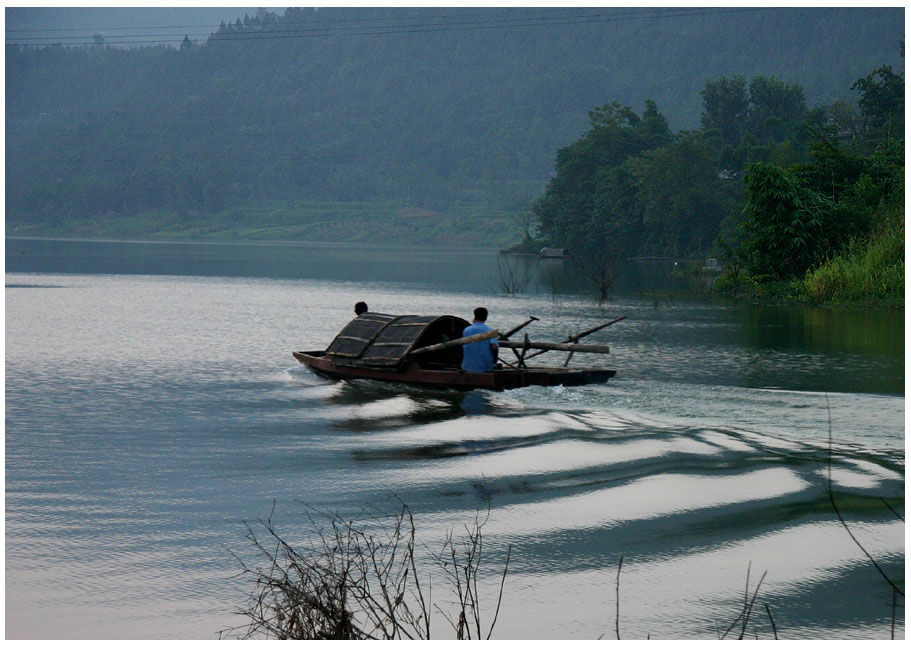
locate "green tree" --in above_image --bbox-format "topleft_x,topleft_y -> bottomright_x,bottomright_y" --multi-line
746,75 -> 807,144
701,75 -> 812,176
5,8 -> 903,241
794,137 -> 871,202
700,75 -> 749,146
534,100 -> 673,257
627,133 -> 741,256
737,162 -> 835,279
852,64 -> 905,142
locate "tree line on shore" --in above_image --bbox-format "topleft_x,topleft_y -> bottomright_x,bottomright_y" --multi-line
5,7 -> 902,246
524,58 -> 903,304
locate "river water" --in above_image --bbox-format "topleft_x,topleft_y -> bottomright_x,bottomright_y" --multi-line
5,237 -> 904,639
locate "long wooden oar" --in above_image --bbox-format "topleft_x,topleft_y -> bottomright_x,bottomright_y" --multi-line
408,329 -> 499,356
407,328 -> 609,359
525,316 -> 626,360
500,315 -> 539,340
559,315 -> 625,366
499,339 -> 610,354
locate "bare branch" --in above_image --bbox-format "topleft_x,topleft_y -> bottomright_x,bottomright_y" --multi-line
615,555 -> 624,640
228,502 -> 514,640
825,394 -> 904,598
720,564 -> 767,640
880,497 -> 904,522
765,603 -> 778,640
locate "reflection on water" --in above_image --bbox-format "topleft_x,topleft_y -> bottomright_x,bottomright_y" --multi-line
300,377 -> 903,639
4,240 -> 904,639
739,304 -> 904,357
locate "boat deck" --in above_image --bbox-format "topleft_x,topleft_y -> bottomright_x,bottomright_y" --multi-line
293,351 -> 615,391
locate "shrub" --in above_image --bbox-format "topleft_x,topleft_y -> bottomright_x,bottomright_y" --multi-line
804,214 -> 904,304
221,505 -> 510,640
738,163 -> 836,279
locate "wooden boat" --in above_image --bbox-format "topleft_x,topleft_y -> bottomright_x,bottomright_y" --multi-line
292,312 -> 618,391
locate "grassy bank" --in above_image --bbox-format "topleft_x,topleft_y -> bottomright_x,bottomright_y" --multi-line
6,201 -> 522,248
803,207 -> 904,306
715,204 -> 904,309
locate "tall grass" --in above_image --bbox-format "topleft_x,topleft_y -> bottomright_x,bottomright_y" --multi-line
803,206 -> 904,305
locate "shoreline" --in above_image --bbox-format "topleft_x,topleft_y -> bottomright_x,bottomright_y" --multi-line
4,232 -> 505,252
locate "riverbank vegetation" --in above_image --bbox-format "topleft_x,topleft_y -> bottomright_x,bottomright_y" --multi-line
803,204 -> 904,305
6,9 -> 903,305
526,57 -> 903,307
715,63 -> 903,307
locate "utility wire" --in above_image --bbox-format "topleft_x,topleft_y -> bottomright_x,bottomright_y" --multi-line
6,7 -> 600,33
7,7 -> 767,48
7,10 -> 639,42
8,9 -> 653,41
13,149 -> 519,165
7,5 -> 772,165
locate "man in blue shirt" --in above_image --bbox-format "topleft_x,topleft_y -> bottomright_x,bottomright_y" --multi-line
461,307 -> 499,372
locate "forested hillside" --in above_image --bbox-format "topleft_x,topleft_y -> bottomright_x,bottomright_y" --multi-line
5,7 -> 903,245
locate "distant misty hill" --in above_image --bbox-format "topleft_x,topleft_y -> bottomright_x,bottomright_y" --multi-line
6,7 -> 904,243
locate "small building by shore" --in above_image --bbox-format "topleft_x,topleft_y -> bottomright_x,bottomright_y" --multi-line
539,247 -> 569,259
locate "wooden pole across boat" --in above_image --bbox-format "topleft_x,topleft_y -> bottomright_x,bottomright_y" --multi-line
499,339 -> 610,354
407,327 -> 609,359
408,329 -> 499,356
525,315 -> 626,360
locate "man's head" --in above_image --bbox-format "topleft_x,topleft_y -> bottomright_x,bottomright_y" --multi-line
473,307 -> 488,322
355,301 -> 368,315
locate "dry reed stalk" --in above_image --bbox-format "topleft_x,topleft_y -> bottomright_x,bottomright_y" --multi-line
221,503 -> 510,640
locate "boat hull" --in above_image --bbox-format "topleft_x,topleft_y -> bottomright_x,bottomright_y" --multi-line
293,351 -> 615,391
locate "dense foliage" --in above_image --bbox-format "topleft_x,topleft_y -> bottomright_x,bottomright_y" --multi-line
532,51 -> 903,305
532,73 -> 821,259
737,163 -> 834,279
719,63 -> 904,303
803,203 -> 904,304
5,7 -> 903,244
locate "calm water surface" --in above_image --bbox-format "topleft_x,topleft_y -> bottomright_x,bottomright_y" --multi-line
5,238 -> 904,639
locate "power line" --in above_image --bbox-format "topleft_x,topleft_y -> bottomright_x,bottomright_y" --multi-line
11,9 -> 650,40
5,7 -> 580,33
10,141 -> 553,165
6,7 -> 767,48
12,150 -> 505,165
6,10 -> 641,42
